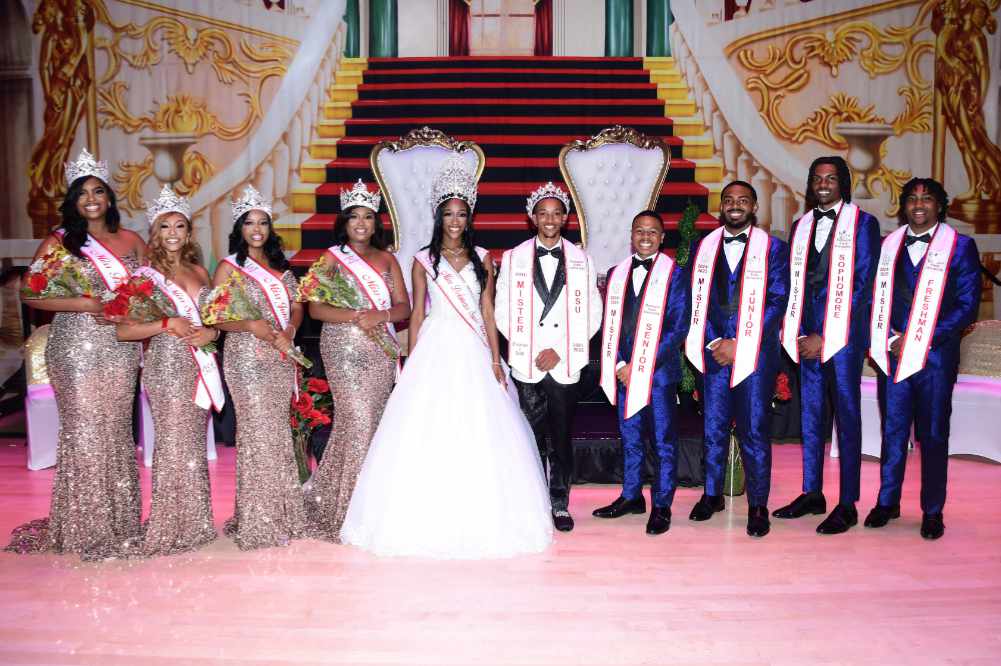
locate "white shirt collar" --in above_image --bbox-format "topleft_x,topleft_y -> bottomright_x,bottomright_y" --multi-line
817,200 -> 843,215
536,238 -> 561,250
723,226 -> 751,237
906,222 -> 938,237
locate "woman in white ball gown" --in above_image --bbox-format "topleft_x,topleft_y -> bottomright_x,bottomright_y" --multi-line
339,157 -> 553,558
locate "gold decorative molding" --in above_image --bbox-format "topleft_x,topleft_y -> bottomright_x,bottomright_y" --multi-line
737,11 -> 934,150
114,150 -> 215,216
724,0 -> 925,56
98,85 -> 262,141
370,127 -> 487,249
561,125 -> 666,152
115,0 -> 299,47
932,0 -> 1001,231
864,142 -> 910,217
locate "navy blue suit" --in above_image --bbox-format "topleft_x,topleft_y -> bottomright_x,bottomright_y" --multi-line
695,233 -> 789,506
793,209 -> 881,504
609,259 -> 690,508
876,231 -> 980,515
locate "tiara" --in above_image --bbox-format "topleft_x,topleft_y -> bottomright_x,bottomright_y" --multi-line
231,185 -> 272,224
526,181 -> 571,216
340,179 -> 381,212
430,153 -> 478,213
145,184 -> 191,227
64,148 -> 110,188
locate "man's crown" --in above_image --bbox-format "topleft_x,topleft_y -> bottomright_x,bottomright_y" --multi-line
145,184 -> 191,228
340,179 -> 381,212
526,181 -> 571,216
231,185 -> 272,224
430,153 -> 478,213
65,148 -> 110,188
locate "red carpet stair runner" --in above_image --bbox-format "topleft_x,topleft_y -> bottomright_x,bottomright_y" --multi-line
289,56 -> 721,269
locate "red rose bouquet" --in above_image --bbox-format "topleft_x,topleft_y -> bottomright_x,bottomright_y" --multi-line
103,274 -> 217,353
290,375 -> 333,483
202,269 -> 312,368
20,245 -> 97,300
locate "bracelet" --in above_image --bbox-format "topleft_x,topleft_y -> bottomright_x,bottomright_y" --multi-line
491,362 -> 502,367
213,328 -> 221,341
384,310 -> 391,323
161,317 -> 168,330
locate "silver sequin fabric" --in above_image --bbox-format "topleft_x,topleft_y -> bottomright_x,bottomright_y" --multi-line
306,268 -> 396,541
222,269 -> 308,550
6,255 -> 142,560
141,286 -> 217,556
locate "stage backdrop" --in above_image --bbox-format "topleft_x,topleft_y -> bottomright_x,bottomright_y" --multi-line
0,0 -> 999,317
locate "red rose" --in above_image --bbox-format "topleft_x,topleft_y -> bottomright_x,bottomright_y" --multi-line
136,279 -> 154,297
307,409 -> 331,427
307,378 -> 329,394
103,296 -> 129,318
774,372 -> 792,402
27,273 -> 48,294
217,291 -> 231,307
292,392 -> 313,413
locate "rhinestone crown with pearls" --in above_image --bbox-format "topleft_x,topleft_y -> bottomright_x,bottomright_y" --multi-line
430,153 -> 478,213
340,179 -> 381,212
526,181 -> 571,216
64,148 -> 110,188
145,184 -> 191,227
231,185 -> 272,224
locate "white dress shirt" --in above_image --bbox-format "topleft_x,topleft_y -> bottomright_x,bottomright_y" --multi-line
722,227 -> 748,273
631,254 -> 652,296
906,223 -> 938,266
536,240 -> 560,289
813,200 -> 843,252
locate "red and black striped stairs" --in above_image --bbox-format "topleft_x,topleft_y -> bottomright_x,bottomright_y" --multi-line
286,56 -> 723,269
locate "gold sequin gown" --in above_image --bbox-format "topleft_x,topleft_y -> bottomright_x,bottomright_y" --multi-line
6,255 -> 142,560
223,269 -> 308,550
141,286 -> 217,556
305,267 -> 396,541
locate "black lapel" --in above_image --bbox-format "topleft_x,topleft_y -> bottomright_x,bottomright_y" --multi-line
533,253 -> 550,304
539,252 -> 566,321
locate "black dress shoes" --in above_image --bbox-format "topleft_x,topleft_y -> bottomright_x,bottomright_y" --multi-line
816,503 -> 858,534
746,506 -> 770,537
863,504 -> 901,528
689,494 -> 725,521
592,496 -> 647,518
920,513 -> 945,540
772,492 -> 827,519
646,506 -> 671,535
552,510 -> 574,532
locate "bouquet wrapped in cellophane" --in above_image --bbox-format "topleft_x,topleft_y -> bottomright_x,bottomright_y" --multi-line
295,257 -> 399,360
103,274 -> 216,353
202,269 -> 312,368
20,245 -> 97,300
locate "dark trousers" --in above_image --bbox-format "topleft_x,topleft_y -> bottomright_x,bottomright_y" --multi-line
513,374 -> 578,512
877,366 -> 955,515
619,383 -> 678,508
800,347 -> 865,504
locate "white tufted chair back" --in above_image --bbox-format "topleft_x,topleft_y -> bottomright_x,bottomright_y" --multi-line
559,126 -> 671,275
371,127 -> 485,292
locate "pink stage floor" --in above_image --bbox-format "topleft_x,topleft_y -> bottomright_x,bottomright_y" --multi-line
1,437 -> 999,665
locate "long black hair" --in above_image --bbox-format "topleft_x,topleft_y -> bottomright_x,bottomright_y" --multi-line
332,205 -> 388,251
897,177 -> 949,227
228,210 -> 289,271
423,198 -> 487,290
804,156 -> 853,212
58,176 -> 122,258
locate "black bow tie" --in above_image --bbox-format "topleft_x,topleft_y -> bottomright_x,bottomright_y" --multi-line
813,208 -> 836,221
904,233 -> 932,246
631,256 -> 653,271
536,246 -> 563,259
723,233 -> 748,244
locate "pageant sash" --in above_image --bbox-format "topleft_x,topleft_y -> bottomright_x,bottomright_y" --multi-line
883,224 -> 956,383
781,203 -> 859,362
868,227 -> 907,377
684,227 -> 769,386
325,245 -> 399,347
415,247 -> 489,347
684,229 -> 724,374
136,266 -> 225,411
222,254 -> 291,330
55,229 -> 130,290
600,253 -> 675,419
505,238 -> 590,381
